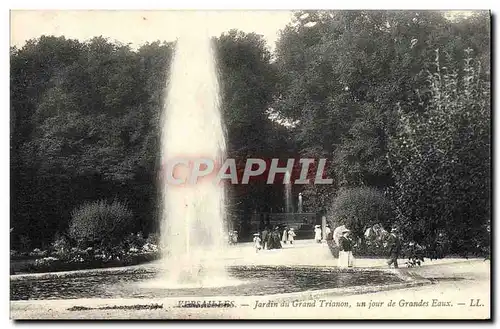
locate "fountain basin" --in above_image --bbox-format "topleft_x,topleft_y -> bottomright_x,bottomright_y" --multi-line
11,265 -> 410,301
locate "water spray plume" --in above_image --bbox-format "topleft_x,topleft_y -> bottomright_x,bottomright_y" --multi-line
159,25 -> 228,287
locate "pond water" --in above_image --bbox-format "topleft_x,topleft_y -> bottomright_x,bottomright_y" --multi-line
11,266 -> 403,301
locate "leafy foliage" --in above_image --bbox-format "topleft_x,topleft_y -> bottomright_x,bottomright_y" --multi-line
215,30 -> 291,227
274,10 -> 490,257
69,199 -> 134,246
388,48 -> 490,257
10,11 -> 491,259
328,187 -> 394,241
11,32 -> 282,247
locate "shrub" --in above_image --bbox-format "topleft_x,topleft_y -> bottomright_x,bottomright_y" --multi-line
50,234 -> 72,259
327,187 -> 394,242
69,199 -> 134,247
18,235 -> 31,252
123,232 -> 147,250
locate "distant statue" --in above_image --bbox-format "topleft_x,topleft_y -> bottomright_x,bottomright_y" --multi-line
298,193 -> 303,213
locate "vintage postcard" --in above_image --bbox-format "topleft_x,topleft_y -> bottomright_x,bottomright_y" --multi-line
9,9 -> 491,320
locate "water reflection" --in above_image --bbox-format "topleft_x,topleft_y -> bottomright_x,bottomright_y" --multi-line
11,266 -> 403,301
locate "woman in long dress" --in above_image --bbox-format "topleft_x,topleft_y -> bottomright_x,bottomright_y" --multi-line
314,225 -> 322,243
261,228 -> 269,250
272,227 -> 283,249
265,229 -> 275,249
281,226 -> 288,244
268,226 -> 282,250
325,225 -> 332,240
338,230 -> 354,268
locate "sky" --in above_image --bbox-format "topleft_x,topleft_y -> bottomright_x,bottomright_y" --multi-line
10,10 -> 295,51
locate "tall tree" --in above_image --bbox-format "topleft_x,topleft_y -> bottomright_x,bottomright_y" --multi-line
11,36 -> 174,246
273,10 -> 490,214
388,48 -> 490,255
215,30 -> 287,235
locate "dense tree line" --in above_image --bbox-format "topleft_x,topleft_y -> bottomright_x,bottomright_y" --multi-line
11,11 -> 490,256
11,31 -> 290,248
273,10 -> 490,255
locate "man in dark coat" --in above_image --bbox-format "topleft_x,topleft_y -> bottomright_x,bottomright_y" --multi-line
261,227 -> 269,250
339,231 -> 353,252
387,228 -> 402,268
338,230 -> 354,267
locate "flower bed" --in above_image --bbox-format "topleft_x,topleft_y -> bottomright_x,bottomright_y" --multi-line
10,233 -> 162,274
18,252 -> 160,274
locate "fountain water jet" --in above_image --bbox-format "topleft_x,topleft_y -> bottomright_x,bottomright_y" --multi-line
158,30 -> 229,287
284,169 -> 293,213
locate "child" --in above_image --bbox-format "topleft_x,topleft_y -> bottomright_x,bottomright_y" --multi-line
232,230 -> 238,244
253,233 -> 262,253
287,227 -> 296,245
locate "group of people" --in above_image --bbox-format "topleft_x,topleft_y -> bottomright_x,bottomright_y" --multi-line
253,224 -> 335,253
314,224 -> 332,243
252,226 -> 297,252
336,226 -> 402,268
236,222 -> 403,269
227,231 -> 238,245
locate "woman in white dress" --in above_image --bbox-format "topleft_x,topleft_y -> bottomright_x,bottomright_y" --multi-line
338,230 -> 354,268
281,226 -> 288,244
324,225 -> 332,240
314,225 -> 322,243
